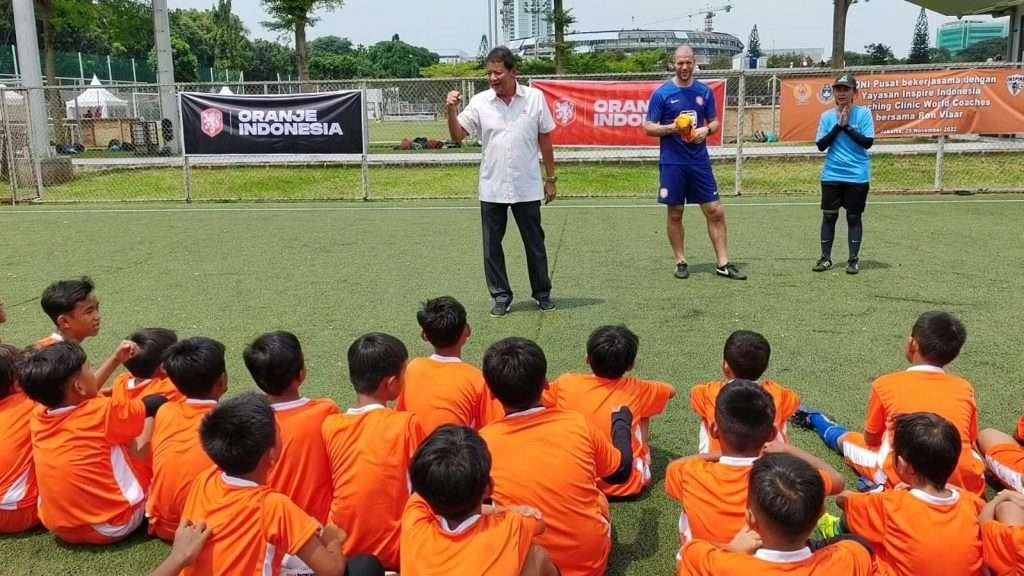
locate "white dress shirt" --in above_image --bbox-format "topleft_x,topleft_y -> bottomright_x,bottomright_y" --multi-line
458,83 -> 556,204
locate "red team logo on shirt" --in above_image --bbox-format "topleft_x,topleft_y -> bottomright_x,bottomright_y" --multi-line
200,108 -> 224,138
553,99 -> 577,127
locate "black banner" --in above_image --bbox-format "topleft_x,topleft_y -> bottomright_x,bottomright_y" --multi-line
180,91 -> 364,155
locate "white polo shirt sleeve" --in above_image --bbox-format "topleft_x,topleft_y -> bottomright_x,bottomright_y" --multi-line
536,91 -> 556,135
457,99 -> 482,138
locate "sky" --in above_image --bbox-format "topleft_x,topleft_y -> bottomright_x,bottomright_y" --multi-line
166,0 -> 1006,58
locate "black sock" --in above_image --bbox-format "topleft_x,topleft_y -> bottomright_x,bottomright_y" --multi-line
820,212 -> 839,260
847,212 -> 863,261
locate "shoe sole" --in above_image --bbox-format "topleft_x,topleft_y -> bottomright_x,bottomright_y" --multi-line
535,301 -> 556,312
674,272 -> 689,279
490,304 -> 512,318
846,268 -> 859,275
716,270 -> 747,280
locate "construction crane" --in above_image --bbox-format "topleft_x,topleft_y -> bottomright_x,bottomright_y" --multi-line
689,4 -> 732,33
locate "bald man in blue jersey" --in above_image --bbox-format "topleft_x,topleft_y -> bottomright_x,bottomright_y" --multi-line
645,45 -> 745,281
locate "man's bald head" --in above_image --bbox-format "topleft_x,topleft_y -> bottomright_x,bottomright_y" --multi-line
674,45 -> 695,60
673,45 -> 696,85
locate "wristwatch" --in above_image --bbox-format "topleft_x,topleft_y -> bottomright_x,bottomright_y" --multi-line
544,176 -> 558,183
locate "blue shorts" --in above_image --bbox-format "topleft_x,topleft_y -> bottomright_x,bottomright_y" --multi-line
658,164 -> 719,206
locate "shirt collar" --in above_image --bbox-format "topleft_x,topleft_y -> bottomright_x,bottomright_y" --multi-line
270,397 -> 310,411
45,404 -> 79,416
719,456 -> 759,467
909,487 -> 960,506
754,547 -> 813,563
489,84 -> 526,101
505,406 -> 545,419
907,365 -> 945,373
126,377 -> 151,390
429,354 -> 463,364
221,473 -> 260,488
439,514 -> 481,534
49,332 -> 65,343
346,403 -> 386,415
185,398 -> 218,405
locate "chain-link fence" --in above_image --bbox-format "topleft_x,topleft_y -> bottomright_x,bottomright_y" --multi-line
2,61 -> 1023,204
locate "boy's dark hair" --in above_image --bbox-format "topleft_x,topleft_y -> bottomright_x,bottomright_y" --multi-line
911,311 -> 967,366
587,325 -> 639,379
40,277 -> 95,323
417,297 -> 467,349
0,344 -> 24,399
200,392 -> 276,477
123,328 -> 178,379
243,331 -> 305,396
714,379 -> 776,453
410,425 -> 491,519
482,337 -> 547,409
893,412 -> 961,488
749,453 -> 825,536
347,333 -> 408,395
163,337 -> 226,399
486,46 -> 518,70
19,342 -> 87,408
724,330 -> 771,380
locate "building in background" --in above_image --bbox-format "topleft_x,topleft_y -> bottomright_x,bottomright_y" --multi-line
507,29 -> 743,63
936,19 -> 1009,54
501,0 -> 555,42
437,49 -> 471,64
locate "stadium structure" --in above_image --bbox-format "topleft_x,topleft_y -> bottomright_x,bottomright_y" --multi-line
506,29 -> 744,64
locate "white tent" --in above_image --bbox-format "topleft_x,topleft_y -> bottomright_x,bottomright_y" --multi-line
66,75 -> 129,119
218,86 -> 234,95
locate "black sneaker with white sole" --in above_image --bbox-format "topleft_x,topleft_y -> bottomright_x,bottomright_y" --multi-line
846,259 -> 860,275
535,298 -> 556,311
716,263 -> 747,280
674,262 -> 690,279
490,300 -> 512,317
812,258 -> 833,272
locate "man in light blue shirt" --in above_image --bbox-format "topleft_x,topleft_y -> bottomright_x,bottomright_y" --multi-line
814,74 -> 875,275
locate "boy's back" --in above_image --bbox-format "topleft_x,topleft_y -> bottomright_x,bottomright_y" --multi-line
397,355 -> 502,433
480,407 -> 618,576
268,397 -> 338,524
545,372 -> 673,496
146,399 -> 216,541
180,467 -> 320,576
982,520 -> 1024,575
0,390 -> 37,532
844,487 -> 983,576
679,539 -> 871,575
322,404 -> 423,569
110,372 -> 183,403
399,494 -> 540,576
690,379 -> 799,453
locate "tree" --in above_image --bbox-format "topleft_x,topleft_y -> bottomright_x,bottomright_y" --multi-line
169,9 -> 218,70
309,35 -> 354,56
421,61 -> 484,78
211,0 -> 252,73
955,36 -> 1008,62
246,39 -> 295,81
546,0 -> 576,75
149,36 -> 199,82
748,25 -> 762,59
928,47 -> 952,63
908,7 -> 930,64
309,53 -> 375,79
262,0 -> 345,82
865,43 -> 896,65
706,54 -> 734,70
365,36 -> 437,78
832,0 -> 867,68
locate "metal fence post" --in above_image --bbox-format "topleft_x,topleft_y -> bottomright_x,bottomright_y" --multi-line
182,155 -> 191,203
934,135 -> 945,192
1,87 -> 16,204
360,81 -> 370,201
734,71 -> 746,197
769,74 -> 778,136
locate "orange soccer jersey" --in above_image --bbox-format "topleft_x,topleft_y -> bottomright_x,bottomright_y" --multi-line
983,414 -> 1024,494
179,467 -> 321,576
396,355 -> 503,433
480,407 -> 620,576
982,521 -> 1024,576
31,396 -> 149,544
267,397 -> 338,524
146,399 -> 217,541
399,495 -> 540,576
322,404 -> 424,569
679,539 -> 872,576
689,379 -> 800,454
544,372 -> 673,496
844,487 -> 984,576
110,372 -> 184,403
0,391 -> 39,533
842,366 -> 984,494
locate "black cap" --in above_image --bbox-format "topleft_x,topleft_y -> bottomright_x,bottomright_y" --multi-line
833,74 -> 857,89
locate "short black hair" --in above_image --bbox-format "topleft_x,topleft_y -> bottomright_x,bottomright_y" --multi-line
587,325 -> 639,379
123,328 -> 178,379
714,379 -> 776,453
486,46 -> 518,70
483,337 -> 547,409
163,337 -> 226,399
243,331 -> 305,396
347,333 -> 408,395
749,453 -> 825,536
893,412 -> 961,488
911,311 -> 967,366
200,392 -> 276,476
19,342 -> 87,408
410,425 -> 491,519
40,277 -> 95,323
0,344 -> 24,399
724,330 -> 771,380
417,297 -> 467,348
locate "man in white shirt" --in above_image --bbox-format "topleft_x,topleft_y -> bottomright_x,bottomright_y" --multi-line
445,47 -> 557,317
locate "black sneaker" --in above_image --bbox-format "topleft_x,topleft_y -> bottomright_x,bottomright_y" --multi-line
490,300 -> 512,318
716,262 -> 747,280
791,405 -> 816,430
846,259 -> 860,275
535,298 -> 556,312
812,258 -> 833,272
674,261 -> 689,279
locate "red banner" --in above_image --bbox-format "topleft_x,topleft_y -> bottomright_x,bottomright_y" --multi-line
532,79 -> 726,147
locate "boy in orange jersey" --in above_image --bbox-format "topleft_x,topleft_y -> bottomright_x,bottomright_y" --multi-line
979,489 -> 1024,575
397,296 -> 502,433
244,331 -> 338,526
179,392 -> 384,576
679,453 -> 872,575
322,332 -> 423,571
110,328 -> 182,403
838,412 -> 984,576
544,324 -> 675,497
667,380 -> 844,552
146,337 -> 227,541
480,337 -> 634,576
690,330 -> 799,454
0,344 -> 39,533
20,341 -> 168,544
977,416 -> 1024,493
401,425 -> 558,576
795,311 -> 984,494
